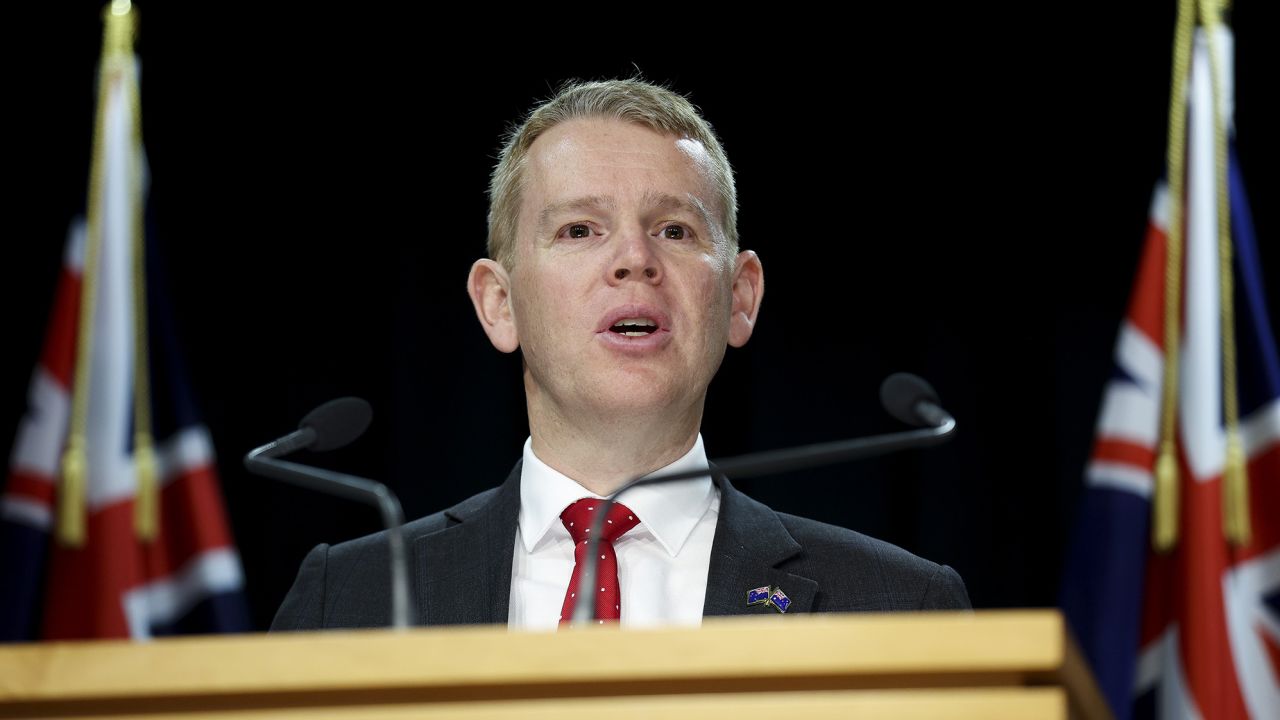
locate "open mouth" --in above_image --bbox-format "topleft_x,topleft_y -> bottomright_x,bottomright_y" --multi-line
609,318 -> 658,337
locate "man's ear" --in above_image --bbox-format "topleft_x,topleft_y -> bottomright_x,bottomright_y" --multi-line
727,250 -> 764,348
467,259 -> 519,353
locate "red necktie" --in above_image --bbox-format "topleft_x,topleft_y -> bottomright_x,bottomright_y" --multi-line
559,499 -> 639,625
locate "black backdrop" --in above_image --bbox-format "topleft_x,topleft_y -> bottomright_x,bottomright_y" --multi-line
5,4 -> 1277,632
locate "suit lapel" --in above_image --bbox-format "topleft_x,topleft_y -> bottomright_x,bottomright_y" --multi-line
414,462 -> 521,626
703,476 -> 818,616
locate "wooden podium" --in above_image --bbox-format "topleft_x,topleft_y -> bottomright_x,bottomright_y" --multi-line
0,610 -> 1110,719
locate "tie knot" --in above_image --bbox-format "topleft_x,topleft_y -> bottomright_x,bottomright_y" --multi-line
560,499 -> 639,544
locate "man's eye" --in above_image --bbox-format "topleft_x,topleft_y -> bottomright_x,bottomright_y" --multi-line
662,225 -> 686,240
566,224 -> 591,239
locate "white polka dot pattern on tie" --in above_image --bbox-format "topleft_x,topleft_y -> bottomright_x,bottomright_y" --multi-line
557,499 -> 640,625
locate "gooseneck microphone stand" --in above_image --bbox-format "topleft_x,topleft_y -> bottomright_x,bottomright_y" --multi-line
569,373 -> 957,626
244,398 -> 413,630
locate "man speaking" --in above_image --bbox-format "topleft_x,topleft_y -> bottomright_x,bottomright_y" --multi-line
272,79 -> 969,630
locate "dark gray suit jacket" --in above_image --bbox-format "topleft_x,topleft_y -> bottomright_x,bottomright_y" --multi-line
271,463 -> 970,629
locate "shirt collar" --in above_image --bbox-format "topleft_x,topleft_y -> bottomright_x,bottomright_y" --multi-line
518,435 -> 715,558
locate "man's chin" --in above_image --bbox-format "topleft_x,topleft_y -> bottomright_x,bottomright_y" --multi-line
570,381 -> 703,423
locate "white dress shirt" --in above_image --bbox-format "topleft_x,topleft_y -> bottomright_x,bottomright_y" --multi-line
508,435 -> 720,630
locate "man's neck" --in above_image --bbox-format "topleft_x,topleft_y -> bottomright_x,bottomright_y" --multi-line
526,398 -> 704,497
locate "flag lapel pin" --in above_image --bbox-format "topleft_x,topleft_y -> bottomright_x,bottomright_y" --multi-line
768,587 -> 792,613
746,585 -> 791,613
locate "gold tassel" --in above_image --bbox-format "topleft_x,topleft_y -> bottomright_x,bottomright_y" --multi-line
58,436 -> 88,547
1222,431 -> 1251,544
1197,0 -> 1251,548
1151,0 -> 1197,553
1152,441 -> 1180,552
133,433 -> 158,541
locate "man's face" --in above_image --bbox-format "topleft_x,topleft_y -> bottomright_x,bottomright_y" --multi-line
497,117 -> 757,424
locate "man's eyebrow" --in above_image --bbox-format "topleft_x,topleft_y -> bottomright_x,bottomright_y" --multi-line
538,195 -> 616,229
536,192 -> 718,232
645,191 -> 717,230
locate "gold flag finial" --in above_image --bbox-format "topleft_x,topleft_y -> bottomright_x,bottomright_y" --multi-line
103,2 -> 136,58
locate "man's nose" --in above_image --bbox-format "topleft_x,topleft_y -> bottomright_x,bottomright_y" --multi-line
608,229 -> 662,285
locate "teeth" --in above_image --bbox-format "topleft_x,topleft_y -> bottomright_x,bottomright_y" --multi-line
610,317 -> 657,337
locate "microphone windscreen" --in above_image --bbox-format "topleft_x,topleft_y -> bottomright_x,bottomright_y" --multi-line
879,373 -> 941,427
299,397 -> 373,452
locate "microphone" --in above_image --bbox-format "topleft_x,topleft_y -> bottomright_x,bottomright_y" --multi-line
251,397 -> 374,459
245,398 -> 413,630
880,372 -> 955,429
570,373 -> 956,625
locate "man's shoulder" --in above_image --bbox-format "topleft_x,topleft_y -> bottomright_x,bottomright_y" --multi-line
778,511 -> 970,611
270,484 -> 507,631
325,485 -> 503,561
774,510 -> 932,571
722,485 -> 970,612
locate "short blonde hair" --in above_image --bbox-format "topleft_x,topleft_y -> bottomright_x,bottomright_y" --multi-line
487,79 -> 738,269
